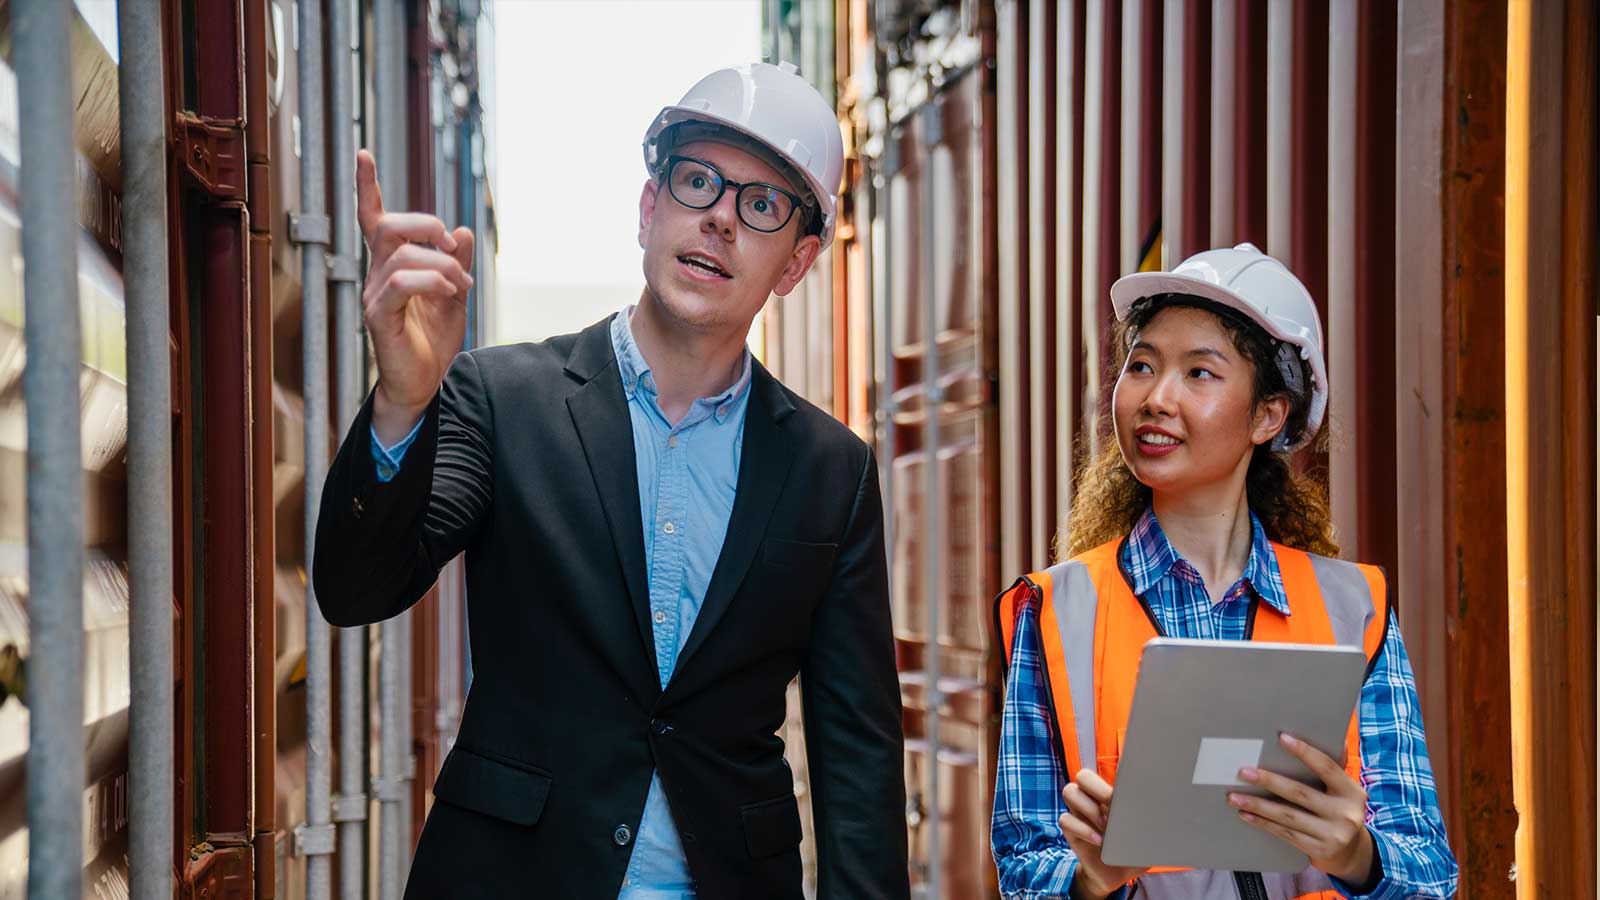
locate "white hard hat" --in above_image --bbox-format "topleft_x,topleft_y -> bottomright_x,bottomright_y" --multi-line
1109,243 -> 1328,451
643,61 -> 845,249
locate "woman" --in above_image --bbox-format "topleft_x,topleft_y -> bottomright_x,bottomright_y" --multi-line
990,244 -> 1457,899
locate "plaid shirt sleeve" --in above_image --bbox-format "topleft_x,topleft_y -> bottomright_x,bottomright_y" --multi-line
1333,610 -> 1460,900
991,592 -> 1125,900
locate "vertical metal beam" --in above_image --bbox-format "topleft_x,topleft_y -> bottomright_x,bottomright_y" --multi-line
996,0 -> 1030,584
919,97 -> 944,900
296,0 -> 334,896
329,0 -> 369,894
1121,0 -> 1145,272
18,0 -> 84,897
1209,0 -> 1236,246
1326,0 -> 1358,551
1028,0 -> 1056,569
244,1 -> 279,894
119,1 -> 174,898
1080,0 -> 1104,456
1507,1 -> 1598,894
1056,0 -> 1084,526
1160,0 -> 1184,268
372,2 -> 410,895
1265,0 -> 1292,260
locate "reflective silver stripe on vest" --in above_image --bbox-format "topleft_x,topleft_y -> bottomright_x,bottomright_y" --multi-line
1043,559 -> 1099,772
1132,867 -> 1337,899
1305,552 -> 1380,650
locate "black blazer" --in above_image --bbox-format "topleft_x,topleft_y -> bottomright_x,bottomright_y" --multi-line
314,315 -> 909,900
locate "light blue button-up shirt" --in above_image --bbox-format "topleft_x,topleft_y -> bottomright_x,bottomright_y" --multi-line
371,308 -> 752,899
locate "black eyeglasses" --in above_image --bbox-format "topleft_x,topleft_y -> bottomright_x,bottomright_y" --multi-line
661,155 -> 805,234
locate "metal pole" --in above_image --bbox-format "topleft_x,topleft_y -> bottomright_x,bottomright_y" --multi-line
17,1 -> 83,897
295,0 -> 335,896
919,98 -> 944,900
329,0 -> 369,894
118,1 -> 174,897
372,2 -> 409,892
767,0 -> 782,63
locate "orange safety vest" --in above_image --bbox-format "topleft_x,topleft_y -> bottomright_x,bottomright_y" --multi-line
994,537 -> 1390,900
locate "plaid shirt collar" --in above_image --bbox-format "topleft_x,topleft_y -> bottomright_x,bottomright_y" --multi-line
1122,505 -> 1291,616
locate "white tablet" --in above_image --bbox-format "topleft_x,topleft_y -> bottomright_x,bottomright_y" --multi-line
1098,638 -> 1367,873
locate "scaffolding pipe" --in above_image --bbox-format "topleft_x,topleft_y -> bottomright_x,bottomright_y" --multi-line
919,97 -> 944,899
329,0 -> 368,894
17,1 -> 83,897
372,2 -> 410,895
118,1 -> 174,897
296,0 -> 334,896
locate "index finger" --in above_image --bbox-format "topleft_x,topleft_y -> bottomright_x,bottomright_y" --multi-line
356,149 -> 384,240
1072,768 -> 1115,804
370,212 -> 459,258
1278,733 -> 1349,785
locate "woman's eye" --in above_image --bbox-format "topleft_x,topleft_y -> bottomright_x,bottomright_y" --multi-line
1189,367 -> 1217,380
1128,360 -> 1153,374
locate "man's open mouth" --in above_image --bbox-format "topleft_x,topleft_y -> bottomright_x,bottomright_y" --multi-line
678,253 -> 732,279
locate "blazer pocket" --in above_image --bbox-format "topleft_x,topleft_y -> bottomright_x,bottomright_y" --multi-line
740,793 -> 803,859
761,538 -> 838,573
432,746 -> 552,827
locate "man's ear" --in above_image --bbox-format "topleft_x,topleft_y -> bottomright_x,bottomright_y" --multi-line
771,234 -> 823,297
638,179 -> 660,250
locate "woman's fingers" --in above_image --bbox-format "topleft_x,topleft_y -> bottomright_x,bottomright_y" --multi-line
1057,809 -> 1103,846
1278,734 -> 1363,799
1062,782 -> 1107,831
1240,766 -> 1341,819
1074,768 -> 1115,805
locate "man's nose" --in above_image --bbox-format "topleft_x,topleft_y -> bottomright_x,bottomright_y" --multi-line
700,188 -> 740,237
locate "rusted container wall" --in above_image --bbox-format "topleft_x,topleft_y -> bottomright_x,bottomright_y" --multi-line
885,67 -> 999,899
0,3 -> 142,897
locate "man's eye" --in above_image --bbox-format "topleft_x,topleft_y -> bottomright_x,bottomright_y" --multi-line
690,176 -> 709,190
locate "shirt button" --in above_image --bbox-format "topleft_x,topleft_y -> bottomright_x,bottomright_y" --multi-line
613,824 -> 632,846
718,405 -> 729,416
654,610 -> 667,625
667,435 -> 678,449
663,521 -> 676,534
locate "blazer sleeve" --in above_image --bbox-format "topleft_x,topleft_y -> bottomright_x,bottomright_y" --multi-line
312,351 -> 494,627
800,447 -> 911,900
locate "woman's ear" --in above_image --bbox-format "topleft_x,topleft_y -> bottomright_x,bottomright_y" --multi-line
1251,395 -> 1292,447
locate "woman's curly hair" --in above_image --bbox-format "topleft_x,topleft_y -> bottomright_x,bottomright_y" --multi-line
1060,295 -> 1340,560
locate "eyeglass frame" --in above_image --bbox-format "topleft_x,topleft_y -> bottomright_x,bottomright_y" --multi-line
657,154 -> 811,235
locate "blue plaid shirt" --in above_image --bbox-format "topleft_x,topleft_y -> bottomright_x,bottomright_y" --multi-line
992,508 -> 1458,899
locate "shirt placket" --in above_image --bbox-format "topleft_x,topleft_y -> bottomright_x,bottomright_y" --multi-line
648,422 -> 691,688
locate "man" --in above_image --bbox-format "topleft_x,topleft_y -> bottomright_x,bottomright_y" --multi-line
313,62 -> 909,900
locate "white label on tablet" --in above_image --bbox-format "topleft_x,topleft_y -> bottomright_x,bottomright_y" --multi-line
1192,737 -> 1264,786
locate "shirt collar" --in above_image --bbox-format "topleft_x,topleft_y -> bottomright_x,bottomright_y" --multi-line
610,305 -> 753,424
1123,506 -> 1291,615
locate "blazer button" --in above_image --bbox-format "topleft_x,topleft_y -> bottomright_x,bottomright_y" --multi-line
613,825 -> 632,846
351,496 -> 364,517
650,719 -> 673,736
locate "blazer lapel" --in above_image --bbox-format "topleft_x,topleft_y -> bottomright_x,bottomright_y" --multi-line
669,363 -> 797,681
564,318 -> 659,685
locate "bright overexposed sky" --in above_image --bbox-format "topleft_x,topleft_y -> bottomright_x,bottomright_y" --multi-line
491,0 -> 761,344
